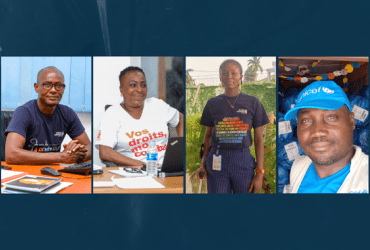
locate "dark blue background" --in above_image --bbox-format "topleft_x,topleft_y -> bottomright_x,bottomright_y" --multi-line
1,0 -> 369,249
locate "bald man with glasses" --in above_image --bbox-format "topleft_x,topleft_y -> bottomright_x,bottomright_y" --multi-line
5,66 -> 91,165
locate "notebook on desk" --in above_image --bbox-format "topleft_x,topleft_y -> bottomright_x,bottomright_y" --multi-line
3,175 -> 61,193
160,137 -> 184,174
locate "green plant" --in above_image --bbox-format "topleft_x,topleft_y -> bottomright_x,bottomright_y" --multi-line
244,56 -> 263,82
263,124 -> 276,193
186,112 -> 206,175
244,66 -> 258,82
186,112 -> 208,193
240,82 -> 276,116
250,123 -> 276,193
186,72 -> 196,87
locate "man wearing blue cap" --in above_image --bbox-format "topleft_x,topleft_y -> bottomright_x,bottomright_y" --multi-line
284,81 -> 368,193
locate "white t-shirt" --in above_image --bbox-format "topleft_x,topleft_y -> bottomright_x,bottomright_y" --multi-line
284,145 -> 368,194
96,98 -> 179,165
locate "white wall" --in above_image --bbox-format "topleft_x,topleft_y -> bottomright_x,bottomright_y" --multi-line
93,57 -> 132,166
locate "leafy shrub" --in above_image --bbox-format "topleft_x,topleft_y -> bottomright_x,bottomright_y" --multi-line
186,112 -> 206,175
250,124 -> 276,193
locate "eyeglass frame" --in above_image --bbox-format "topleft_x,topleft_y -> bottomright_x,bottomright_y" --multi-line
37,82 -> 66,91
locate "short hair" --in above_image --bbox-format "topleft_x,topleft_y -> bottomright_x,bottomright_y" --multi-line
119,66 -> 146,83
219,59 -> 243,76
37,66 -> 64,82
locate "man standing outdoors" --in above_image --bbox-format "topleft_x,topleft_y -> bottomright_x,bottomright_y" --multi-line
284,81 -> 368,193
5,66 -> 91,165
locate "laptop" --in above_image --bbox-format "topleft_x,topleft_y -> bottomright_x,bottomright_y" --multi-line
160,136 -> 184,175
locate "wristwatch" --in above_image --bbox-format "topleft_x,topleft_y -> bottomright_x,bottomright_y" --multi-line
256,169 -> 264,174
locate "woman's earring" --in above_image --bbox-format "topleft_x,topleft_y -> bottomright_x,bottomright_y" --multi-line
220,82 -> 223,90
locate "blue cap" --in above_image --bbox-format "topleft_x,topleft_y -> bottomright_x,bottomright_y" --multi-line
284,81 -> 351,121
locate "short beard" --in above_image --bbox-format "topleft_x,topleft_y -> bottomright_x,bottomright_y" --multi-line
308,143 -> 354,167
312,157 -> 336,166
307,137 -> 338,166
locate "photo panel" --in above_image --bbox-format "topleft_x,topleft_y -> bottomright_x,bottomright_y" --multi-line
186,57 -> 276,194
93,56 -> 184,194
278,57 -> 369,194
1,57 -> 92,194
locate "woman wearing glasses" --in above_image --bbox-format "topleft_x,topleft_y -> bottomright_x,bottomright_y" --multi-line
96,66 -> 184,167
4,66 -> 91,165
197,59 -> 270,194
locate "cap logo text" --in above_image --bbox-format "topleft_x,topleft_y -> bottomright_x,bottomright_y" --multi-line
298,86 -> 334,103
323,87 -> 334,94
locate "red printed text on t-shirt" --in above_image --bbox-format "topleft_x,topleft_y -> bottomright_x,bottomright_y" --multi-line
125,129 -> 167,157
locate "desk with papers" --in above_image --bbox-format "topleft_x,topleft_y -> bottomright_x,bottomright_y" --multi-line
93,166 -> 183,194
1,161 -> 91,194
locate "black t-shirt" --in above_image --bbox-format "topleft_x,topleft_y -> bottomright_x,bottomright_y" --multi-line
200,92 -> 270,149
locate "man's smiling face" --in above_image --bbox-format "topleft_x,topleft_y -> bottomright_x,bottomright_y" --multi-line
35,68 -> 65,107
297,105 -> 355,166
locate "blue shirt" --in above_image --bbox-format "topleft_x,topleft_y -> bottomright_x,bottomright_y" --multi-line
5,99 -> 85,152
298,162 -> 351,193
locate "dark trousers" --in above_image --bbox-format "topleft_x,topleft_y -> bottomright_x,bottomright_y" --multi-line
205,147 -> 256,194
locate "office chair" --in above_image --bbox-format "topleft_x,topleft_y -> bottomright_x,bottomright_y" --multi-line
105,104 -> 112,111
101,105 -> 117,167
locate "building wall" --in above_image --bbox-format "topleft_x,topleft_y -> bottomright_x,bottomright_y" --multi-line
1,57 -> 91,112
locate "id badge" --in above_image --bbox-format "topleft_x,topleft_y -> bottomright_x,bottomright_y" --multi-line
212,154 -> 222,171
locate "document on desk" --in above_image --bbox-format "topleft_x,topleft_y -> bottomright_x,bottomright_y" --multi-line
93,164 -> 103,170
43,182 -> 73,194
112,176 -> 165,189
93,181 -> 115,187
108,167 -> 147,177
1,169 -> 27,183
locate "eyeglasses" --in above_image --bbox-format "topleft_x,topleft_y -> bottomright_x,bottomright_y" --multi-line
37,82 -> 66,91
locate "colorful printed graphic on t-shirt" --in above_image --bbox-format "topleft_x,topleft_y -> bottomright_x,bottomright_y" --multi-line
126,129 -> 167,158
97,130 -> 102,141
29,138 -> 61,152
215,117 -> 249,143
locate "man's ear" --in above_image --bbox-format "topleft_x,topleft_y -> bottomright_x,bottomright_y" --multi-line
350,112 -> 356,130
34,82 -> 39,93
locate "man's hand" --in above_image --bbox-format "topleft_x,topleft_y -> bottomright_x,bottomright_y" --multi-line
249,173 -> 263,193
62,140 -> 87,164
